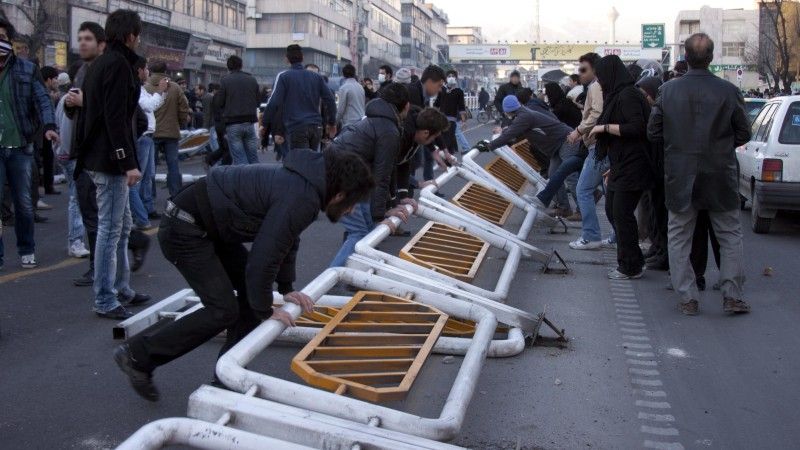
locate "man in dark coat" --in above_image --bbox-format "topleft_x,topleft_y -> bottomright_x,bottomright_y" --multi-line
478,87 -> 490,111
494,70 -> 524,126
114,149 -> 375,401
647,33 -> 751,315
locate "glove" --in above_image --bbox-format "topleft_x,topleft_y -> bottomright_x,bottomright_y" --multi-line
474,140 -> 491,153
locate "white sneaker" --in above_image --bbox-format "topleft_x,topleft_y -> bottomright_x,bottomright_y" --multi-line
36,200 -> 53,210
600,238 -> 617,249
68,241 -> 91,259
21,254 -> 38,269
569,238 -> 602,250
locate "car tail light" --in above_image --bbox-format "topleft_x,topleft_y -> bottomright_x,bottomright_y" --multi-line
762,159 -> 783,182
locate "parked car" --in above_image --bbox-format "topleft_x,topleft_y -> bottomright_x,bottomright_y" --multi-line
744,98 -> 767,125
736,95 -> 800,233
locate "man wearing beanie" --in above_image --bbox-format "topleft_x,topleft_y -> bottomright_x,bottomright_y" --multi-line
494,70 -> 524,126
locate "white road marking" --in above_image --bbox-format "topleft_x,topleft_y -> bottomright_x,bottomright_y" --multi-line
632,378 -> 664,387
629,368 -> 661,376
641,425 -> 680,436
636,400 -> 672,409
644,441 -> 685,450
638,412 -> 676,422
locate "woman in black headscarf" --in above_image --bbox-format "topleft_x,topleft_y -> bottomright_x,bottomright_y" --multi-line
589,54 -> 654,280
544,82 -> 582,128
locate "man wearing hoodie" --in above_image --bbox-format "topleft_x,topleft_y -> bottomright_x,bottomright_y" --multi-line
114,149 -> 375,401
328,83 -> 412,267
147,60 -> 191,197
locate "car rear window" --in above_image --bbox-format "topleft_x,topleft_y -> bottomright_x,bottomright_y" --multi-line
779,101 -> 800,144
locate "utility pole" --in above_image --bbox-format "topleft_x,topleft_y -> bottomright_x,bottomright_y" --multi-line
533,0 -> 541,42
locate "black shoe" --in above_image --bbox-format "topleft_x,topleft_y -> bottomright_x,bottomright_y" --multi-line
34,214 -> 48,223
120,292 -> 151,307
96,305 -> 133,320
73,269 -> 94,287
130,237 -> 150,273
113,344 -> 159,402
696,276 -> 706,291
148,211 -> 162,220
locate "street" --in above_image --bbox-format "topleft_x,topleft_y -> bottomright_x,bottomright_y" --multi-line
1,121 -> 799,449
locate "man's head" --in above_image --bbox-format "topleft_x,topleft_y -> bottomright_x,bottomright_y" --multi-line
516,87 -> 533,105
40,66 -> 59,90
421,65 -> 446,97
323,151 -> 375,222
414,107 -> 449,145
673,60 -> 689,77
104,9 -> 141,50
286,44 -> 303,64
149,60 -> 167,75
684,33 -> 713,70
509,70 -> 521,86
578,52 -> 600,84
0,16 -> 16,42
227,55 -> 243,72
195,84 -> 206,96
176,78 -> 187,89
569,74 -> 580,87
362,77 -> 373,91
134,56 -> 148,83
342,64 -> 356,79
502,95 -> 522,119
379,82 -> 411,118
394,67 -> 412,84
208,82 -> 219,93
305,63 -> 320,73
446,69 -> 458,87
378,65 -> 393,83
636,76 -> 662,106
77,21 -> 106,61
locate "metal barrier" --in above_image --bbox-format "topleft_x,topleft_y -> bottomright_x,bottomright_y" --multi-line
399,221 -> 491,282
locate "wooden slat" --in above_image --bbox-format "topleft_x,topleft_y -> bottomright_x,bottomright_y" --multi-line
452,182 -> 514,225
398,221 -> 490,282
485,157 -> 527,193
323,333 -> 431,346
312,345 -> 422,358
511,139 -> 543,171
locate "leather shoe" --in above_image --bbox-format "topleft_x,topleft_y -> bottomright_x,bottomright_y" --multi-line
96,305 -> 133,320
114,344 -> 159,401
73,269 -> 94,287
131,236 -> 150,273
120,292 -> 151,307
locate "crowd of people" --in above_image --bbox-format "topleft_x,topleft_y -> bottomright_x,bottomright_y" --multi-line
0,9 -> 753,400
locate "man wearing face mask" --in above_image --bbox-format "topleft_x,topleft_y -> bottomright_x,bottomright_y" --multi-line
435,70 -> 467,155
0,17 -> 59,270
114,149 -> 375,401
376,65 -> 393,93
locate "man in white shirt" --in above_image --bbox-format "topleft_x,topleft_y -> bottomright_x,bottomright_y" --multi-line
131,56 -> 167,228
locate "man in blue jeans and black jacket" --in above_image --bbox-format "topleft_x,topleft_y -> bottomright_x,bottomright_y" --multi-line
213,55 -> 260,165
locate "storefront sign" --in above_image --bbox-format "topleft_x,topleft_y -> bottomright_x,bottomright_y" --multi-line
184,36 -> 211,70
54,41 -> 68,68
594,46 -> 662,61
143,44 -> 186,71
204,43 -> 241,66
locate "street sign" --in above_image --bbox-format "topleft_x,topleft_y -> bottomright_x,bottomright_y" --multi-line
641,23 -> 665,49
737,68 -> 744,80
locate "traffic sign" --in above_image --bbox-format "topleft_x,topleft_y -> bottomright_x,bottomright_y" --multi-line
737,68 -> 744,80
642,24 -> 665,49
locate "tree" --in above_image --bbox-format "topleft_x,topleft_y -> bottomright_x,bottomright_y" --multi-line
758,0 -> 800,92
14,0 -> 50,61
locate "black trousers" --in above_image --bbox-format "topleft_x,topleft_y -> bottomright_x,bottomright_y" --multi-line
690,210 -> 721,278
41,140 -> 54,192
289,125 -> 322,151
127,217 -> 260,372
606,189 -> 645,275
441,123 -> 458,154
646,183 -> 669,258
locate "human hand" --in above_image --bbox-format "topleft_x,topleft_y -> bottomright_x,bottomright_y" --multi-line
588,125 -> 605,139
126,168 -> 142,187
283,291 -> 314,314
271,309 -> 296,327
44,130 -> 60,144
400,198 -> 418,213
419,179 -> 438,189
492,126 -> 502,135
66,89 -> 83,108
567,129 -> 580,144
380,218 -> 398,234
474,140 -> 491,153
386,207 -> 410,223
326,124 -> 337,138
274,135 -> 285,145
602,169 -> 610,186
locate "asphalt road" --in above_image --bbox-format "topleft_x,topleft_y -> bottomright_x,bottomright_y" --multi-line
1,120 -> 799,449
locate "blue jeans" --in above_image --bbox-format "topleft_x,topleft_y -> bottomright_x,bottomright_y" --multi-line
455,121 -> 470,151
57,159 -> 86,246
226,122 -> 259,165
208,127 -> 220,152
153,137 -> 181,197
329,202 -> 375,268
577,147 -> 610,242
88,171 -> 134,313
130,135 -> 155,226
0,146 -> 35,264
536,155 -> 585,207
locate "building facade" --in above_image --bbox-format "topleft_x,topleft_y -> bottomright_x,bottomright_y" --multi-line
673,6 -> 759,88
400,0 -> 447,71
447,26 -> 483,45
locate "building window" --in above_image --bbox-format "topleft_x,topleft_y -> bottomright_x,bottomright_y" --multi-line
722,41 -> 745,58
679,20 -> 700,35
723,20 -> 745,39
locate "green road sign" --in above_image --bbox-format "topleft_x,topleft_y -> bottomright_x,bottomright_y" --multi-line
642,23 -> 665,49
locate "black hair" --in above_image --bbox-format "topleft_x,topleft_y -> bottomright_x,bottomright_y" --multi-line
685,33 -> 714,69
67,61 -> 83,82
133,56 -> 147,71
196,84 -> 206,92
569,74 -> 580,83
378,82 -> 410,113
416,107 -> 449,134
286,44 -> 303,64
673,60 -> 689,75
421,64 -> 445,83
516,87 -> 533,105
342,64 -> 356,78
40,66 -> 59,82
323,150 -> 375,207
510,70 -> 520,78
363,77 -> 373,84
149,60 -> 167,74
578,52 -> 601,68
78,21 -> 106,43
0,17 -> 16,39
208,82 -> 219,92
104,9 -> 142,45
446,69 -> 458,78
305,63 -> 320,72
379,65 -> 393,77
227,55 -> 243,71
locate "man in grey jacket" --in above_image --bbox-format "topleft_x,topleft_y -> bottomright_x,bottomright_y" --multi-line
213,55 -> 260,165
647,33 -> 751,316
336,64 -> 365,128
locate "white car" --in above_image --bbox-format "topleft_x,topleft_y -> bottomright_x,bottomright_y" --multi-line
737,95 -> 800,233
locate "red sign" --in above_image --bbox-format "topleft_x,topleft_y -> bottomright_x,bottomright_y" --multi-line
489,47 -> 508,56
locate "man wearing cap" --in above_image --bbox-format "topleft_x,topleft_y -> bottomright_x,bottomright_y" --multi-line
494,70 -> 524,127
477,95 -> 584,214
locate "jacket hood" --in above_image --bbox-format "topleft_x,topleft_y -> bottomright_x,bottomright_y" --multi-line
282,149 -> 327,207
365,98 -> 400,126
595,54 -> 634,100
145,73 -> 169,94
544,82 -> 566,106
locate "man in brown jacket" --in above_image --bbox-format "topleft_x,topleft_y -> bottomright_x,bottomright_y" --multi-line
146,60 -> 190,197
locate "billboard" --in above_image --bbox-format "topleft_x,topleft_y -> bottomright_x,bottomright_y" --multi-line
450,43 -> 663,62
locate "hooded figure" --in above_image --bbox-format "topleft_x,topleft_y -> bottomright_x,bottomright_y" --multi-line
544,82 -> 582,128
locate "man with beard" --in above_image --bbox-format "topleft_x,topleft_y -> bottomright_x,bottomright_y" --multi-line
113,149 -> 374,401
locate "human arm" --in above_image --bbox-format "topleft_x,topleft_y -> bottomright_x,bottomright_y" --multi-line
336,85 -> 348,124
575,82 -> 602,138
138,89 -> 164,113
488,112 -> 532,150
101,59 -> 138,172
647,90 -> 664,144
262,73 -> 285,130
320,76 -> 337,126
370,130 -> 402,221
590,91 -> 647,139
32,71 -> 58,140
177,88 -> 192,126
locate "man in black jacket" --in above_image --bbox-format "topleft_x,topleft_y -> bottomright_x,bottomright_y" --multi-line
494,70 -> 524,126
114,149 -> 374,401
74,10 -> 149,320
328,83 -> 411,267
214,55 -> 260,165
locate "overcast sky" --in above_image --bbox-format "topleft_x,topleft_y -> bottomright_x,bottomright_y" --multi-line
434,0 -> 757,44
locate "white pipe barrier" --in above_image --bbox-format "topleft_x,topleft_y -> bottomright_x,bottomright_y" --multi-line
216,267 -> 497,442
154,173 -> 202,184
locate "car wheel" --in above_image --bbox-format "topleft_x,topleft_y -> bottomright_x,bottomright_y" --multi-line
751,194 -> 772,234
